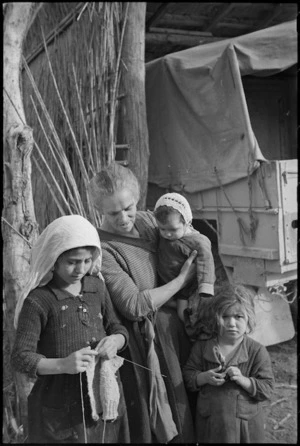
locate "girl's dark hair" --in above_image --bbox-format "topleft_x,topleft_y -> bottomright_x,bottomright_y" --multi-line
57,246 -> 96,260
154,205 -> 185,225
88,162 -> 140,212
208,283 -> 256,336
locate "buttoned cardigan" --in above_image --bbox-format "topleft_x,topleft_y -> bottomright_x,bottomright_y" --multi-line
11,275 -> 129,442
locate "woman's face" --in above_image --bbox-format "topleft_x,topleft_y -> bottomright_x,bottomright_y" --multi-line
101,188 -> 138,235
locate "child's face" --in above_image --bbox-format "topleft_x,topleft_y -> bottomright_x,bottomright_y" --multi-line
157,213 -> 187,241
53,248 -> 94,287
219,304 -> 248,342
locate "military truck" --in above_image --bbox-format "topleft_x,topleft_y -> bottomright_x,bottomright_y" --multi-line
145,20 -> 297,346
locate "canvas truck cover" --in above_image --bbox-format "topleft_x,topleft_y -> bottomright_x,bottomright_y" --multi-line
146,20 -> 297,193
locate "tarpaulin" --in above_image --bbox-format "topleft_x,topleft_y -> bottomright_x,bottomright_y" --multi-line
146,20 -> 297,193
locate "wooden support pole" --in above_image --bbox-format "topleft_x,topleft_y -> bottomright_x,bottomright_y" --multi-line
119,2 -> 149,209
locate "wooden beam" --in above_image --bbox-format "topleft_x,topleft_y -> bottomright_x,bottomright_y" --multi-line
203,3 -> 235,32
146,3 -> 170,31
149,27 -> 213,37
256,4 -> 283,30
146,31 -> 223,48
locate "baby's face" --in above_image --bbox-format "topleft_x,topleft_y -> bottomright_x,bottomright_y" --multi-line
157,213 -> 187,241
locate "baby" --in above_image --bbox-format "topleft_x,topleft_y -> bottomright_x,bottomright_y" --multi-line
154,193 -> 215,338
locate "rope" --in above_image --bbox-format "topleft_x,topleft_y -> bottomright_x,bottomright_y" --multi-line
214,167 -> 258,246
79,372 -> 88,444
246,165 -> 259,241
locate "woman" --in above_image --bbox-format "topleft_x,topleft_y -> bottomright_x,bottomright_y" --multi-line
88,162 -> 196,443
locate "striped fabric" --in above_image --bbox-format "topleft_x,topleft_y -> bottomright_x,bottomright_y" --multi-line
98,211 -> 195,443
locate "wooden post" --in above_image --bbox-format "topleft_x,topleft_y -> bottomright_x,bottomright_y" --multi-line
3,2 -> 42,439
119,2 -> 149,209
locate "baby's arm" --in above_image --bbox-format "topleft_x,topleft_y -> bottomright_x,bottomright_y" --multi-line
193,234 -> 215,296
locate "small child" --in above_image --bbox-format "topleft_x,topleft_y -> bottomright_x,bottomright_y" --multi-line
11,215 -> 130,443
153,193 -> 215,337
183,283 -> 275,443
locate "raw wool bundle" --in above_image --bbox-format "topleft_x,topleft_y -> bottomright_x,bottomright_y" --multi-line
86,349 -> 124,422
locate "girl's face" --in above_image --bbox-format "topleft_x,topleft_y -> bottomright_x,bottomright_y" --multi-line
219,304 -> 248,342
101,188 -> 137,235
53,248 -> 94,287
157,213 -> 187,241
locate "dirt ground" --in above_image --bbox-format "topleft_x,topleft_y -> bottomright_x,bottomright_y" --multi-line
264,334 -> 297,444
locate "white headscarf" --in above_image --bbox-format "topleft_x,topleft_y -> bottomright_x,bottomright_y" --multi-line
14,215 -> 102,328
154,192 -> 193,224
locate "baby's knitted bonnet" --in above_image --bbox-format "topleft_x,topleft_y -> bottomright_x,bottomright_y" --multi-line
154,192 -> 193,224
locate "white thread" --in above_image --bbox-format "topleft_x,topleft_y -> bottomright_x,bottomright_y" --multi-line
80,372 -> 88,443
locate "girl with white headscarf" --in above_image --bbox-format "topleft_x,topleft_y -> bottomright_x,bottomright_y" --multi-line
11,215 -> 130,443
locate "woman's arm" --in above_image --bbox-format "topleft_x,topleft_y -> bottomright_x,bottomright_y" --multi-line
102,246 -> 197,321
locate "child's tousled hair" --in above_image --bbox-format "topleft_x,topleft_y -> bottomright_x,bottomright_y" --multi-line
208,283 -> 256,336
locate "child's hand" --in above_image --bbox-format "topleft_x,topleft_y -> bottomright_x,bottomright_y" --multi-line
225,366 -> 243,383
63,346 -> 98,374
95,335 -> 119,359
204,365 -> 226,386
225,366 -> 254,393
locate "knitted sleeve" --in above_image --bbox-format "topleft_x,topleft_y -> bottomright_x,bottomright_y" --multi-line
11,294 -> 47,379
102,284 -> 129,351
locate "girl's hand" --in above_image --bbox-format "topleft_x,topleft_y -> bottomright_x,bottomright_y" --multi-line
179,250 -> 197,287
204,365 -> 226,386
225,366 -> 243,383
95,335 -> 120,359
62,346 -> 98,374
225,366 -> 254,393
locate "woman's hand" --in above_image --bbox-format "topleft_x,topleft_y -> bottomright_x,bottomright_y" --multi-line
61,346 -> 98,374
178,250 -> 197,288
96,334 -> 125,359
